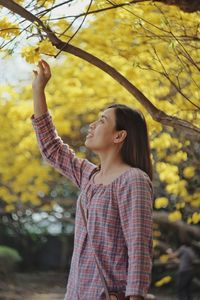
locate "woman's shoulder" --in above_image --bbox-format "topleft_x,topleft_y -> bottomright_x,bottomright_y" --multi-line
121,167 -> 151,183
116,167 -> 153,193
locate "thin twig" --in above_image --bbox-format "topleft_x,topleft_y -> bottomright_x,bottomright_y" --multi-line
55,0 -> 94,58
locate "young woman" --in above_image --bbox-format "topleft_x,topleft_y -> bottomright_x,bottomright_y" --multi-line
32,60 -> 153,300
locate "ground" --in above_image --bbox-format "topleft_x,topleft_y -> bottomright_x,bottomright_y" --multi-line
0,272 -> 200,300
0,272 -> 65,300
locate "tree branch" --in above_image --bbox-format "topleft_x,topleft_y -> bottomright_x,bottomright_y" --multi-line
154,0 -> 200,13
55,0 -> 93,56
153,211 -> 200,239
37,0 -> 200,20
0,0 -> 200,137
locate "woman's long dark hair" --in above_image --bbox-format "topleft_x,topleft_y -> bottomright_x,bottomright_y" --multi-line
107,104 -> 153,181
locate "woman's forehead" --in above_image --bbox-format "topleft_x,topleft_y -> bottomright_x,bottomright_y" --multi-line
98,108 -> 115,119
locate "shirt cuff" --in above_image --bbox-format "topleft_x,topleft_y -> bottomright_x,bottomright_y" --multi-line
31,111 -> 52,128
126,287 -> 147,298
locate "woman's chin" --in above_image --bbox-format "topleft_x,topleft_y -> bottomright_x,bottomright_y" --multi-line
84,139 -> 93,149
85,140 -> 99,152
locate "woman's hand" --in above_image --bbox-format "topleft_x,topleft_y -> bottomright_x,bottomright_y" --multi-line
32,59 -> 50,117
32,59 -> 51,91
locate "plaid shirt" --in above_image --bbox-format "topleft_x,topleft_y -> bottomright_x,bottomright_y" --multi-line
32,112 -> 153,299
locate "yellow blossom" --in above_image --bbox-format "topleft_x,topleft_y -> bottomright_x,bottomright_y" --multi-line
21,45 -> 40,64
5,204 -> 15,213
191,212 -> 200,224
154,197 -> 169,209
175,202 -> 185,209
156,162 -> 179,184
183,166 -> 196,179
38,39 -> 57,56
153,239 -> 159,248
41,204 -> 52,212
168,210 -> 182,222
153,230 -> 161,238
159,254 -> 169,263
191,199 -> 200,207
166,180 -> 188,197
21,40 -> 57,63
155,276 -> 172,287
0,17 -> 20,39
37,0 -> 55,8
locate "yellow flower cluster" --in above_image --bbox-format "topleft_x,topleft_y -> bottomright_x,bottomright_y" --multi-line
21,45 -> 40,64
151,133 -> 181,151
0,187 -> 15,203
37,0 -> 55,8
0,17 -> 20,39
166,151 -> 188,164
39,39 -> 57,56
156,162 -> 179,184
155,276 -> 172,287
153,230 -> 161,238
153,239 -> 159,248
185,192 -> 200,207
175,202 -> 185,209
168,210 -> 182,222
41,203 -> 53,212
166,180 -> 188,197
5,204 -> 15,213
159,254 -> 169,263
187,212 -> 200,224
21,39 -> 57,63
183,166 -> 196,179
154,197 -> 169,209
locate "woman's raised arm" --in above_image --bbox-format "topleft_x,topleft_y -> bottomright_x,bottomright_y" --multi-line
31,60 -> 96,189
32,59 -> 51,118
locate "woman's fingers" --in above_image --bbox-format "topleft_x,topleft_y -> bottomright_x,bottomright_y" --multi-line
38,60 -> 44,74
41,59 -> 51,76
41,59 -> 49,68
33,70 -> 38,76
32,59 -> 51,89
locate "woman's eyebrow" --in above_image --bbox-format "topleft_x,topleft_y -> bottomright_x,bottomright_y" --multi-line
100,114 -> 109,120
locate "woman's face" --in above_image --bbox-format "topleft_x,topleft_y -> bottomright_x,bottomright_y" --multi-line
85,108 -> 119,152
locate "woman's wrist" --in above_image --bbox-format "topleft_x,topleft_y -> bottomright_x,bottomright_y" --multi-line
32,86 -> 46,94
33,89 -> 48,118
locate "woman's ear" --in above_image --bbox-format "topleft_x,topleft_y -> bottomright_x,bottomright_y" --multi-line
114,130 -> 127,144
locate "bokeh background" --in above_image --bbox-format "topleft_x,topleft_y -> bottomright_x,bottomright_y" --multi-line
0,0 -> 200,299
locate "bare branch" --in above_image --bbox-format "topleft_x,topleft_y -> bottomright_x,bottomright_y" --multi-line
55,0 -> 93,56
37,0 -> 78,16
152,46 -> 200,110
43,0 -> 148,20
39,0 -> 200,21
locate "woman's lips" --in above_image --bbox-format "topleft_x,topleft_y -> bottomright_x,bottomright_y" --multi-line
86,133 -> 94,139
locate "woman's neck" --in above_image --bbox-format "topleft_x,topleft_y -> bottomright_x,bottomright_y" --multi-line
97,151 -> 129,177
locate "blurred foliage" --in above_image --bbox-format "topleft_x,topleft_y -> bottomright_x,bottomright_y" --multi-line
0,245 -> 22,275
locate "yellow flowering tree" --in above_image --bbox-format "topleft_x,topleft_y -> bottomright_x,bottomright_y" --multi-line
0,0 -> 199,283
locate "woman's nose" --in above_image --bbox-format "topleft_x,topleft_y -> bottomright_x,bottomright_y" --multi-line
89,122 -> 96,129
